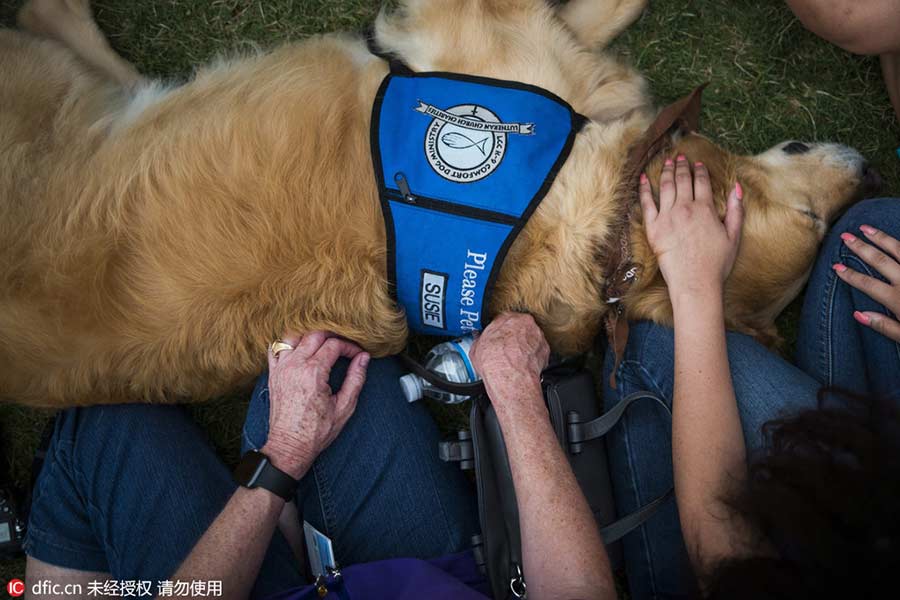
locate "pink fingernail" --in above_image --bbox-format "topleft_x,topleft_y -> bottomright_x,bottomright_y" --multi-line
640,172 -> 648,183
735,182 -> 743,201
860,224 -> 877,236
694,161 -> 704,167
853,311 -> 871,325
832,263 -> 847,273
841,232 -> 856,243
665,158 -> 674,166
677,154 -> 687,162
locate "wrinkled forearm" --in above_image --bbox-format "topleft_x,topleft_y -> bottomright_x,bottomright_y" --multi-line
163,487 -> 284,600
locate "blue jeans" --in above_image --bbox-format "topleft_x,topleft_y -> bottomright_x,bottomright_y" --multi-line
24,357 -> 479,599
604,198 -> 900,600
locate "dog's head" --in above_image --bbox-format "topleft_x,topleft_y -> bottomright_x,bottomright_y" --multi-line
628,133 -> 880,344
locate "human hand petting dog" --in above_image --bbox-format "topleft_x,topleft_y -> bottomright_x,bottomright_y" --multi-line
470,312 -> 550,415
641,157 -> 749,575
640,155 -> 743,307
834,226 -> 900,343
262,331 -> 370,479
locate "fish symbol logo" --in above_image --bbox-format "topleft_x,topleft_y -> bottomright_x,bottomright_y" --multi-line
416,102 -> 534,183
441,132 -> 490,155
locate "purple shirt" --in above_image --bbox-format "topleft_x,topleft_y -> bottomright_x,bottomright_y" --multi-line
266,551 -> 491,600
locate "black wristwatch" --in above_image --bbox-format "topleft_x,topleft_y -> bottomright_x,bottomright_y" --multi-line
233,449 -> 298,501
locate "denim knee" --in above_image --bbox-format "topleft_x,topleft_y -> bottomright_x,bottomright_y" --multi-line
830,197 -> 900,240
50,403 -> 192,462
242,373 -> 271,453
605,321 -> 676,405
822,197 -> 900,281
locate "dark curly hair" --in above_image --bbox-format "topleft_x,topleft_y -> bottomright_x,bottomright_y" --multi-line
705,389 -> 900,599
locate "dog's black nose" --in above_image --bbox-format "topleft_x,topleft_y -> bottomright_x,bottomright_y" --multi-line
860,162 -> 883,195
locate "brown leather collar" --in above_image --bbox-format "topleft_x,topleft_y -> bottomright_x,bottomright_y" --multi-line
603,84 -> 707,388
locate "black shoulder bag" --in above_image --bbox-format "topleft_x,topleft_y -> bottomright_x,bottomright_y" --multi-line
404,356 -> 673,600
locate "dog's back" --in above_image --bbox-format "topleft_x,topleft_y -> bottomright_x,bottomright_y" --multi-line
0,29 -> 132,405
0,29 -> 413,406
0,0 -> 653,407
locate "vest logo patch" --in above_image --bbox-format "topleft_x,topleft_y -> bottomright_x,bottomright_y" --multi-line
420,270 -> 448,330
416,101 -> 534,183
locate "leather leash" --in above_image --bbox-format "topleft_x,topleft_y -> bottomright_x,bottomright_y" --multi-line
603,84 -> 707,389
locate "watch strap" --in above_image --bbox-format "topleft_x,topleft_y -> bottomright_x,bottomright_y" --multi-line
254,460 -> 296,501
235,451 -> 297,501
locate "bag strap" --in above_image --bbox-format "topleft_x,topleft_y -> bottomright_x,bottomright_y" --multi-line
566,390 -> 671,452
398,352 -> 584,400
470,395 -> 526,600
398,352 -> 486,397
600,487 -> 673,543
566,391 -> 674,544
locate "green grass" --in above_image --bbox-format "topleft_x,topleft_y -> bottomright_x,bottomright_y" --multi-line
1,0 -> 898,582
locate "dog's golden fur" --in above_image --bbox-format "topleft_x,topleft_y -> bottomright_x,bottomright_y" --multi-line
0,0 -> 871,407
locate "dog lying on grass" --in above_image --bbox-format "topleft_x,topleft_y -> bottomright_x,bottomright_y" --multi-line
0,0 -> 879,407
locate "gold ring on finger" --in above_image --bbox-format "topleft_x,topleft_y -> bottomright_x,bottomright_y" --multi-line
269,341 -> 295,358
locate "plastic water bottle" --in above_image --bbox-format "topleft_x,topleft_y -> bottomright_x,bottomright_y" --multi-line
399,336 -> 479,404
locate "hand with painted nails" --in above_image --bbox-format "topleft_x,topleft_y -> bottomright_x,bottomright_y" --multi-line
834,226 -> 900,343
639,155 -> 744,305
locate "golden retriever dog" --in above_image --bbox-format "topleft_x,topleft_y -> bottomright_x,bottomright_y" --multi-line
0,0 -> 878,407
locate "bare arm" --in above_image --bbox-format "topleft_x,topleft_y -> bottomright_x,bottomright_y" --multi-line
785,0 -> 900,122
471,313 -> 616,600
785,0 -> 900,55
671,292 -> 748,570
166,332 -> 370,599
166,486 -> 286,599
640,157 -> 753,578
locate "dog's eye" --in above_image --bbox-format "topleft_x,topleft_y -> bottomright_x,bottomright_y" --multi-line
803,209 -> 821,223
783,142 -> 811,155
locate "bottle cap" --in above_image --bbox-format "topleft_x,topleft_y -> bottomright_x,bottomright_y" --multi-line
399,373 -> 423,403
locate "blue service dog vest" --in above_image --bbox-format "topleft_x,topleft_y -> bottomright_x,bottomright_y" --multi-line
371,71 -> 586,336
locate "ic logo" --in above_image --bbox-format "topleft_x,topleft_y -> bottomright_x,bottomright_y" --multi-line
420,270 -> 448,330
7,579 -> 24,597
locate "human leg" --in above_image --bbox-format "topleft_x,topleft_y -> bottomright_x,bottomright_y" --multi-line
797,197 -> 900,402
882,53 -> 900,123
24,403 -> 302,599
242,356 -> 479,565
784,0 -> 900,122
602,321 -> 821,599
